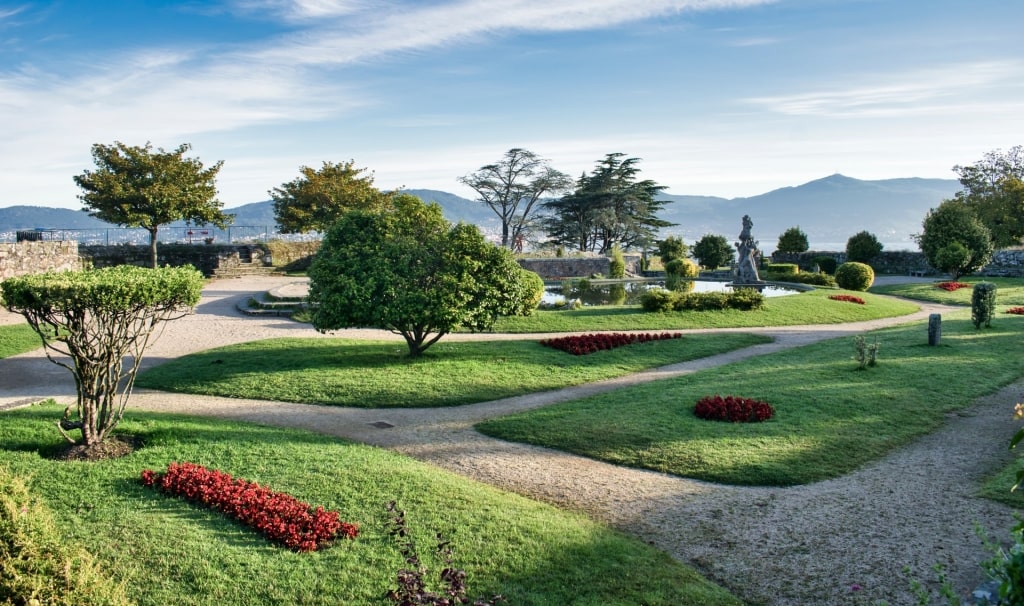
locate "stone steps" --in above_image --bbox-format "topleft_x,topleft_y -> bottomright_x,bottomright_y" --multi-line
213,262 -> 283,279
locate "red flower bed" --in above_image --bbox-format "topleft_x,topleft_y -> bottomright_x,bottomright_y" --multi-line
829,294 -> 865,305
694,395 -> 774,423
1007,307 -> 1024,315
141,462 -> 358,551
936,281 -> 971,291
539,332 -> 683,355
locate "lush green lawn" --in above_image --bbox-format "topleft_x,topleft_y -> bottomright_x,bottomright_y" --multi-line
0,404 -> 739,606
477,310 -> 1024,486
136,334 -> 770,407
872,277 -> 1024,306
487,289 -> 919,333
0,322 -> 40,359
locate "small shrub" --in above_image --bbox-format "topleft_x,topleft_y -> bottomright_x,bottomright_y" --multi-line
664,257 -> 698,278
936,281 -> 971,291
640,288 -> 676,312
693,395 -> 774,423
834,262 -> 875,291
0,467 -> 133,606
766,263 -> 798,276
972,282 -> 997,328
853,335 -> 880,369
725,288 -> 766,311
829,294 -> 865,305
609,246 -> 626,279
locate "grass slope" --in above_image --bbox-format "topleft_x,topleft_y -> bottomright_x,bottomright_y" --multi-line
488,289 -> 919,333
0,405 -> 739,606
0,323 -> 40,359
478,310 -> 1024,486
136,334 -> 770,407
871,277 -> 1024,306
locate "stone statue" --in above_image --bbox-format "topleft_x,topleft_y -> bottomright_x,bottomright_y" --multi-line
735,215 -> 761,284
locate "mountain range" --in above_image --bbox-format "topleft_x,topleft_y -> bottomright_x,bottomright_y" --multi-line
0,175 -> 961,252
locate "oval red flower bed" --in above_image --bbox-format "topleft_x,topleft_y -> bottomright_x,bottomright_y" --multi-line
539,332 -> 683,355
1007,307 -> 1024,315
141,462 -> 358,551
694,394 -> 774,423
828,294 -> 865,305
936,281 -> 971,291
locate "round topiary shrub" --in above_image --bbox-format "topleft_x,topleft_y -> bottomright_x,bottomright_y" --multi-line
834,262 -> 875,291
693,394 -> 774,423
664,257 -> 699,278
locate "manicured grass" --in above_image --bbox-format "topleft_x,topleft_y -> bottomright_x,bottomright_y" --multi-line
872,277 -> 1024,306
477,310 -> 1024,486
0,404 -> 740,606
487,289 -> 919,333
0,323 -> 40,359
136,334 -> 770,407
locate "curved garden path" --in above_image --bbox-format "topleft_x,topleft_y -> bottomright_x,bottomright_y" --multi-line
0,276 -> 1018,605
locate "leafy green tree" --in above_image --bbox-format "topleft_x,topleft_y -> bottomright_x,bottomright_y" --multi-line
691,233 -> 734,269
0,266 -> 203,447
74,142 -> 230,269
916,199 -> 994,280
270,160 -> 390,234
845,230 -> 884,264
656,235 -> 688,265
953,146 -> 1024,247
458,148 -> 572,249
776,226 -> 809,254
542,154 -> 674,253
308,194 -> 541,357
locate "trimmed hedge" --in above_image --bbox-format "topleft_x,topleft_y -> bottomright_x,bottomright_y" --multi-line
640,287 -> 765,312
766,263 -> 798,276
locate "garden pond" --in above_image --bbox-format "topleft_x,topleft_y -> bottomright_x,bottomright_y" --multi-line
542,278 -> 801,307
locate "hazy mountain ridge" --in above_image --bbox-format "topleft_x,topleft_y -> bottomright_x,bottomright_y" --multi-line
1,174 -> 961,251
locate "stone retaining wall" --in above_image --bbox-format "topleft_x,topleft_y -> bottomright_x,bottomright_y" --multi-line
516,254 -> 642,280
0,241 -> 81,280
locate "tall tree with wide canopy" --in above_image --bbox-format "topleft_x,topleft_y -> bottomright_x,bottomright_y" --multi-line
916,199 -> 994,280
270,160 -> 390,234
458,148 -> 572,249
308,194 -> 542,357
543,153 -> 674,253
74,142 -> 230,268
691,233 -> 734,269
953,146 -> 1024,248
0,266 -> 203,448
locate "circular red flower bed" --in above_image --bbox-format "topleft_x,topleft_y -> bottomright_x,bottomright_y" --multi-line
694,394 -> 774,423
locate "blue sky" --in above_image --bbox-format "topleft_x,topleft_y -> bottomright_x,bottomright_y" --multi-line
2,0 -> 1022,210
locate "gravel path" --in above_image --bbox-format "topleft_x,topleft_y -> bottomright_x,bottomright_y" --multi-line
1,275 -> 1018,605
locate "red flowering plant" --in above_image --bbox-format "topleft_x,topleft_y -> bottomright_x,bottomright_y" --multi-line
694,395 -> 774,423
936,281 -> 971,291
1007,307 -> 1024,315
829,294 -> 865,305
539,332 -> 683,355
140,462 -> 358,551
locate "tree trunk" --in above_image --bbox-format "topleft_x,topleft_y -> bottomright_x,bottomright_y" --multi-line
148,227 -> 159,269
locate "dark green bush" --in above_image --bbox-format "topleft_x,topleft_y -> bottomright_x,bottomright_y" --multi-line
972,282 -> 997,328
814,256 -> 838,275
766,263 -> 798,276
640,288 -> 676,312
834,262 -> 875,291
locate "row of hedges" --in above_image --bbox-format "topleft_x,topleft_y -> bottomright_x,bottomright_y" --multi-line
640,287 -> 765,312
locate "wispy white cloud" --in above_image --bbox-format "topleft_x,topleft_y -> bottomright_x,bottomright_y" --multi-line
744,60 -> 1024,117
0,5 -> 28,20
246,0 -> 777,66
230,0 -> 368,22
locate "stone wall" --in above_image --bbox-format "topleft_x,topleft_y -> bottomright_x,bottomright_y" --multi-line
80,244 -> 270,277
770,249 -> 1024,277
0,241 -> 81,280
263,241 -> 321,271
